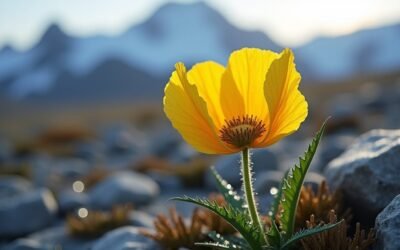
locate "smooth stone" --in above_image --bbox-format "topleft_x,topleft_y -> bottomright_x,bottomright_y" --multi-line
58,191 -> 89,213
88,171 -> 159,209
4,239 -> 43,250
205,148 -> 278,189
27,225 -> 94,250
324,129 -> 400,226
32,156 -> 91,187
374,195 -> 400,250
0,188 -> 58,238
147,172 -> 182,190
0,176 -> 32,200
101,123 -> 147,156
73,141 -> 106,162
168,143 -> 199,164
92,226 -> 160,250
128,211 -> 154,228
150,132 -> 181,158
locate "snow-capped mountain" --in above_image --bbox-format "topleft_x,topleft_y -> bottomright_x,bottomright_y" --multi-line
0,2 -> 279,102
0,2 -> 399,103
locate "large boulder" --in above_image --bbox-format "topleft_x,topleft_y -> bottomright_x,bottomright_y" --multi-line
92,226 -> 160,250
88,171 -> 159,209
374,195 -> 400,250
0,188 -> 58,238
324,129 -> 400,226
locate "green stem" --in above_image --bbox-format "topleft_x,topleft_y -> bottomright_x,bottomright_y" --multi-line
241,148 -> 267,247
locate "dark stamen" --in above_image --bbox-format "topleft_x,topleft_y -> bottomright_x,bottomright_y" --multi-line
219,115 -> 266,148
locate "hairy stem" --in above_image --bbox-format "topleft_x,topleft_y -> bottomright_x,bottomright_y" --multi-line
241,148 -> 267,246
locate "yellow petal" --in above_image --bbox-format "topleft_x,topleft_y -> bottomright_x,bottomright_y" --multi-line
261,48 -> 308,146
164,62 -> 233,154
220,48 -> 278,122
187,61 -> 225,128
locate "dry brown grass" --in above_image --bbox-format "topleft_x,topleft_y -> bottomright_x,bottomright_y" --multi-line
140,207 -> 205,250
300,210 -> 375,250
296,181 -> 352,229
66,204 -> 132,238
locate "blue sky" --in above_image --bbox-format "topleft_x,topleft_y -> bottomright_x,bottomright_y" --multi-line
1,0 -> 400,50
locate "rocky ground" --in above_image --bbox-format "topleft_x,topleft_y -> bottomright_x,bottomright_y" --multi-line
1,83 -> 400,250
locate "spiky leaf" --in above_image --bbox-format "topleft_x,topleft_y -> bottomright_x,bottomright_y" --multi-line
196,231 -> 250,249
211,166 -> 245,209
269,169 -> 289,218
281,220 -> 343,249
172,196 -> 263,250
267,219 -> 283,248
279,120 -> 328,239
223,235 -> 251,249
195,242 -> 230,249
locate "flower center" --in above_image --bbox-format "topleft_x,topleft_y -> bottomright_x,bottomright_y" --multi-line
219,115 -> 266,148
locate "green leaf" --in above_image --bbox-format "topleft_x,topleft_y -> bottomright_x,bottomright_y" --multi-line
199,231 -> 250,249
194,242 -> 230,249
172,196 -> 264,250
211,166 -> 245,209
269,169 -> 289,218
279,120 -> 328,240
281,220 -> 343,249
266,219 -> 283,248
223,235 -> 251,249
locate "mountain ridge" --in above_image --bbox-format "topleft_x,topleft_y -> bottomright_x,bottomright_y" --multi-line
0,2 -> 399,104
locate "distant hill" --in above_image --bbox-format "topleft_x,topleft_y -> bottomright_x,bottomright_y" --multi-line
0,2 -> 399,104
294,24 -> 400,81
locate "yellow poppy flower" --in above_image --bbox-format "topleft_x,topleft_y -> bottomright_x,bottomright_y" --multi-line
163,48 -> 308,154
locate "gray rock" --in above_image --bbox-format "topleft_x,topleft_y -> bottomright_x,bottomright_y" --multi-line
205,149 -> 278,189
317,134 -> 355,171
4,239 -> 43,250
88,171 -> 159,209
92,226 -> 160,250
0,189 -> 58,238
324,129 -> 400,225
101,123 -> 147,156
0,176 -> 32,200
374,195 -> 400,250
58,191 -> 89,213
27,225 -> 94,250
73,141 -> 106,162
150,132 -> 181,158
147,173 -> 182,190
128,211 -> 154,228
32,156 -> 92,187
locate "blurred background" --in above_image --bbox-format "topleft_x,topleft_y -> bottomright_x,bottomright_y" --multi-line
0,0 -> 400,248
1,0 -> 400,137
